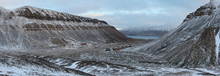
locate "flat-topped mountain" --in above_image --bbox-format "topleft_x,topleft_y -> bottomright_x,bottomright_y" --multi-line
0,6 -> 127,49
15,6 -> 108,24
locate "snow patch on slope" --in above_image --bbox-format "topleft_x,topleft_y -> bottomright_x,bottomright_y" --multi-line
215,31 -> 220,64
0,64 -> 78,76
47,58 -> 153,76
194,68 -> 220,75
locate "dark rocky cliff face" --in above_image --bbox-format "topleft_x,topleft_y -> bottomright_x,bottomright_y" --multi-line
0,6 -> 127,49
142,2 -> 220,67
183,3 -> 216,22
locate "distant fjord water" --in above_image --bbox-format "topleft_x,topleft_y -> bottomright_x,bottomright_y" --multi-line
127,35 -> 160,40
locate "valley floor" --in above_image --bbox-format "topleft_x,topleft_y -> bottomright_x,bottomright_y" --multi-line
0,39 -> 220,76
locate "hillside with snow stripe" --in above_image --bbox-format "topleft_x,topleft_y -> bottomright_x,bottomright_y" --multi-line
0,6 -> 127,50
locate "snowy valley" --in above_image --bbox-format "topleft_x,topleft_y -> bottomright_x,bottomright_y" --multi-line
0,1 -> 220,76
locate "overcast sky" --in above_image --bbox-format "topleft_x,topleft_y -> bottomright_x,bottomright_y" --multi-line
0,0 -> 209,30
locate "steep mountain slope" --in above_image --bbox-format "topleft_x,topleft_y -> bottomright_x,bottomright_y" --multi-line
142,1 -> 220,67
0,6 -> 127,49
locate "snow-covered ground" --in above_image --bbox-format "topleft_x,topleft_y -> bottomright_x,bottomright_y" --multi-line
0,64 -> 78,76
0,52 -> 93,76
42,53 -> 220,76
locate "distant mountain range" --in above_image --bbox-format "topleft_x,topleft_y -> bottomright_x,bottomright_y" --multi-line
120,30 -> 169,37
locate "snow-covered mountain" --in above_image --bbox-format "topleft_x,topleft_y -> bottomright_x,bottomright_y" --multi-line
2,1 -> 220,76
141,1 -> 220,67
0,6 -> 127,50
